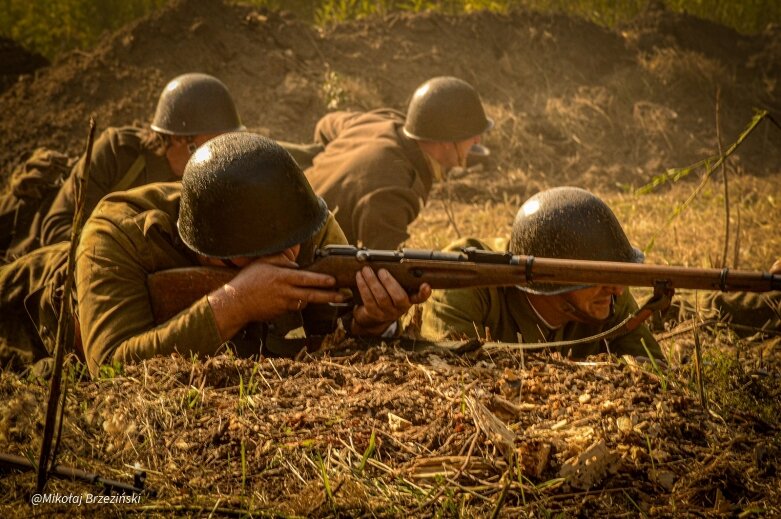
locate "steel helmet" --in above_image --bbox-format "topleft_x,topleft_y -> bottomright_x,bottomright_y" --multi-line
403,76 -> 493,142
510,187 -> 644,295
151,73 -> 245,136
178,132 -> 329,258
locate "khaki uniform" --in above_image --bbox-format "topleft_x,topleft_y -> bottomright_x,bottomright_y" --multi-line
0,242 -> 69,371
420,239 -> 663,359
40,126 -> 176,247
672,291 -> 780,335
0,182 -> 347,377
305,109 -> 433,249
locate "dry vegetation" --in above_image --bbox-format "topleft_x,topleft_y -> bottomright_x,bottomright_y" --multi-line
1,0 -> 780,516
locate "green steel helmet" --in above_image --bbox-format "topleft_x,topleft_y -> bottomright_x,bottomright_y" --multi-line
510,187 -> 644,295
178,132 -> 329,259
403,76 -> 493,142
151,73 -> 245,136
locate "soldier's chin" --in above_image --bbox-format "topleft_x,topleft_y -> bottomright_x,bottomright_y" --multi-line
589,304 -> 612,320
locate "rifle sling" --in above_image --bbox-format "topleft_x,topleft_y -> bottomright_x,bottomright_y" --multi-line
483,286 -> 674,353
112,155 -> 146,193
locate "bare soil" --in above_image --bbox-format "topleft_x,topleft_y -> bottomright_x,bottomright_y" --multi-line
0,0 -> 779,516
1,0 -> 781,186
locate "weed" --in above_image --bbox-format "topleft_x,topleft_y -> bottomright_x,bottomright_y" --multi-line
7,1 -> 781,60
185,386 -> 201,410
358,429 -> 376,474
97,359 -> 123,380
322,70 -> 351,110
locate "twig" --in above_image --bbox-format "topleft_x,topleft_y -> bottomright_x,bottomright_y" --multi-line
639,110 -> 768,252
489,471 -> 512,519
418,431 -> 480,510
129,505 -> 261,517
715,86 -> 730,269
693,299 -> 708,412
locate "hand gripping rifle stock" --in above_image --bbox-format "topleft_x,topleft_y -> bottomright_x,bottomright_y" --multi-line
147,244 -> 781,325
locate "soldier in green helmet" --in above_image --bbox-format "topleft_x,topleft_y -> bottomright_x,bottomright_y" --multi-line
0,133 -> 431,377
305,76 -> 493,249
26,73 -> 245,257
420,187 -> 664,359
4,72 -> 314,261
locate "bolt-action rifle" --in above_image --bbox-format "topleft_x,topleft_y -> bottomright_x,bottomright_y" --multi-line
147,244 -> 780,326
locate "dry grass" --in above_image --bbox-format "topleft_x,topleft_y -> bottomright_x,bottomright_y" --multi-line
1,342 -> 779,517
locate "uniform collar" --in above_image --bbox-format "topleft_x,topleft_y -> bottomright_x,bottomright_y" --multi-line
505,287 -> 564,343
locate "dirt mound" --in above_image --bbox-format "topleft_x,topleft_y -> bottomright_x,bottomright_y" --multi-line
0,342 -> 777,516
0,37 -> 48,92
1,0 -> 780,191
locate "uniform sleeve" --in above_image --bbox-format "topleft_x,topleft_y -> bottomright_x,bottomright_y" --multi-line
313,112 -> 361,146
75,217 -> 223,377
607,290 -> 664,359
41,130 -> 130,245
420,287 -> 490,340
352,186 -> 421,249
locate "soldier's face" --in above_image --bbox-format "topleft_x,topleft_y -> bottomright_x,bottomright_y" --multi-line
451,135 -> 480,168
440,135 -> 481,170
562,285 -> 624,321
226,244 -> 301,268
201,244 -> 301,269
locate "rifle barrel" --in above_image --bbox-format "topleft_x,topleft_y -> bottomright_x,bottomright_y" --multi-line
308,247 -> 781,292
146,246 -> 779,325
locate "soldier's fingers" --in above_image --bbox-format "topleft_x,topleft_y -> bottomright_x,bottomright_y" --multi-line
254,253 -> 298,268
355,268 -> 378,307
289,287 -> 345,309
285,269 -> 337,289
376,269 -> 411,308
365,267 -> 396,309
408,283 -> 432,305
357,267 -> 394,309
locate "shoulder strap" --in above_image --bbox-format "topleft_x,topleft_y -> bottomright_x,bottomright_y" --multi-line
112,154 -> 146,193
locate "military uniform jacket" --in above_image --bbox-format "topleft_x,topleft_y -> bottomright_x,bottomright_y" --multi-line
0,242 -> 70,371
304,109 -> 434,249
0,182 -> 347,377
420,239 -> 663,359
41,126 -> 176,246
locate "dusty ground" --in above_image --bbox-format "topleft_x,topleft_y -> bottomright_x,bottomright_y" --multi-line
0,0 -> 780,516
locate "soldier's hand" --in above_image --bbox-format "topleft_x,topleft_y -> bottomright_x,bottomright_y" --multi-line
208,252 -> 346,341
351,267 -> 432,336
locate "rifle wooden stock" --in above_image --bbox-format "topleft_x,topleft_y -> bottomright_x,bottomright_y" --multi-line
147,245 -> 781,324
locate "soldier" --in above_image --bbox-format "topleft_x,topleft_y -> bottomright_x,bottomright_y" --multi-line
0,133 -> 431,377
305,76 -> 492,249
25,73 -> 246,256
420,187 -> 664,359
670,258 -> 780,334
